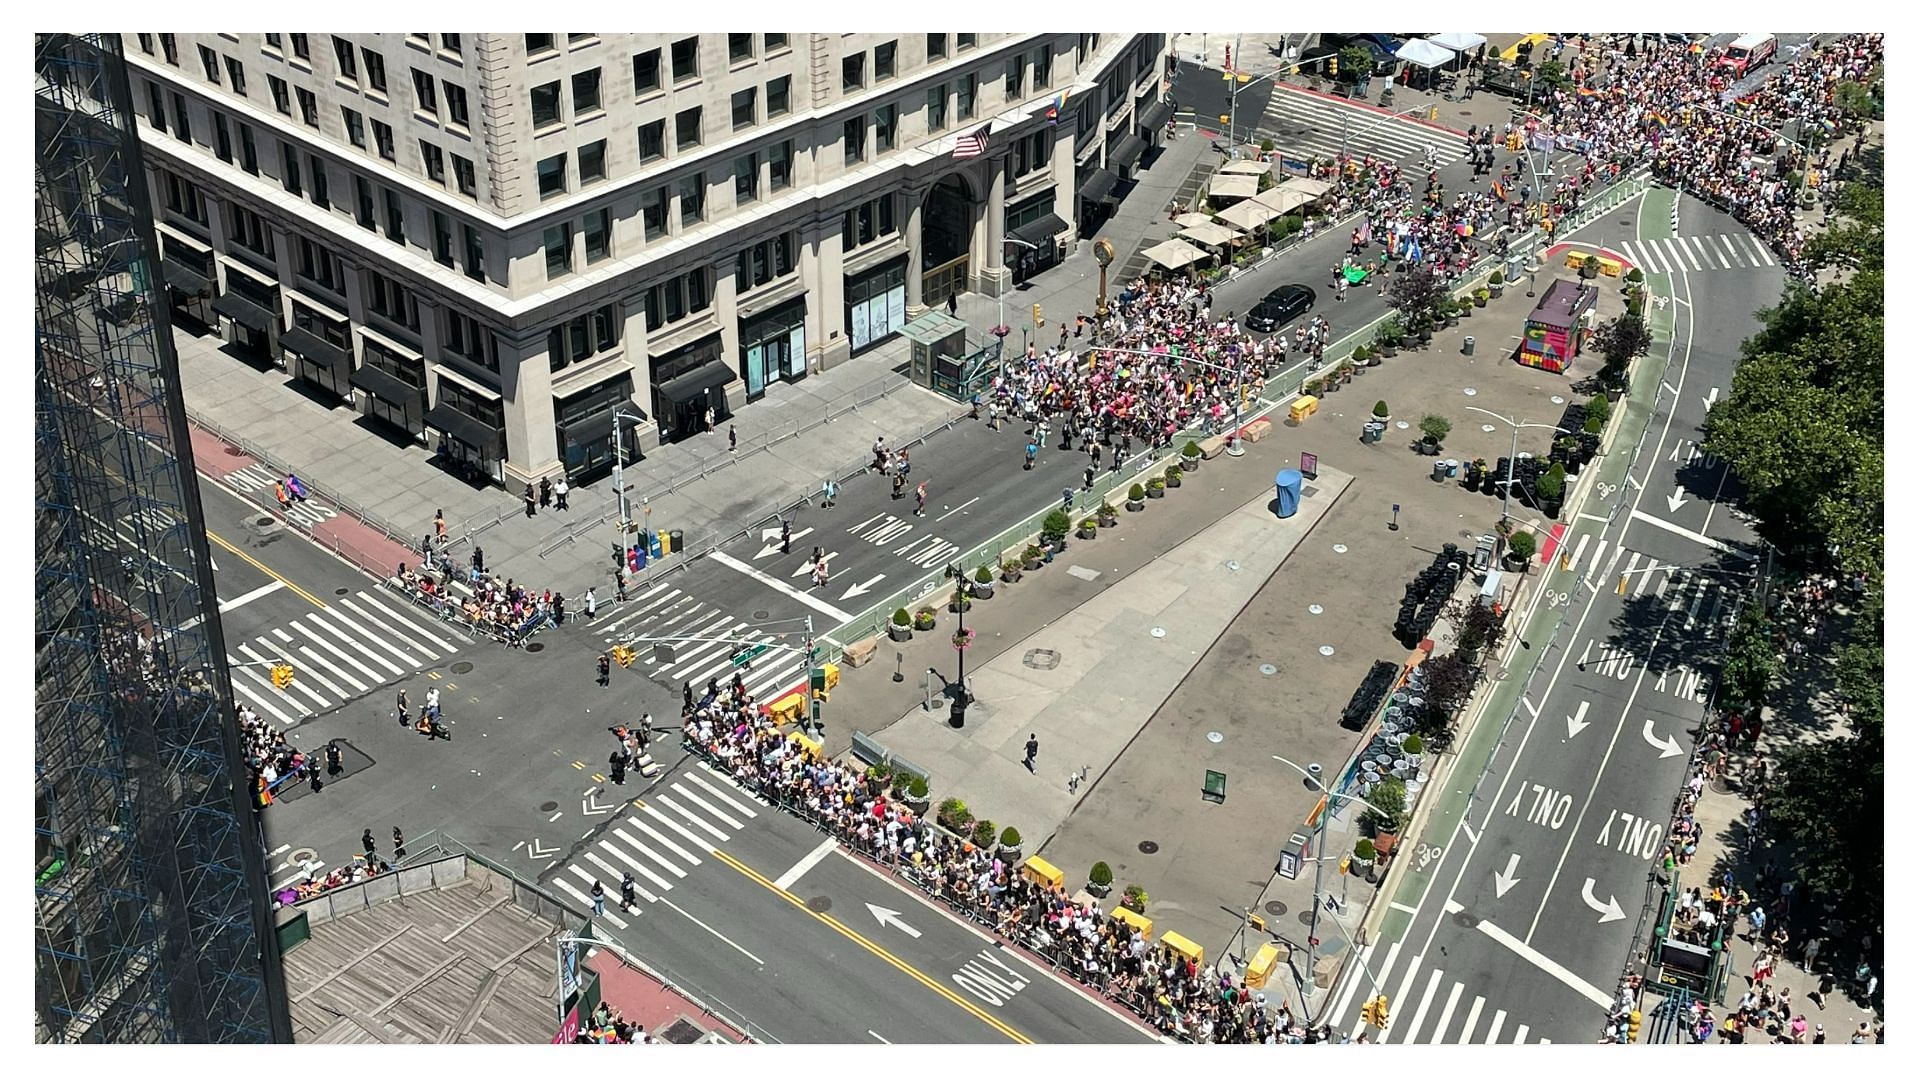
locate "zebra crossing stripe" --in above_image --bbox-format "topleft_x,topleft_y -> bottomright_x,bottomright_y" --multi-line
670,782 -> 745,831
293,616 -> 389,683
1513,1024 -> 1531,1043
556,871 -> 629,930
1329,941 -> 1375,1023
611,827 -> 687,880
1399,968 -> 1446,1043
1748,235 -> 1774,265
1457,996 -> 1486,1042
1635,558 -> 1660,596
1718,234 -> 1739,260
1483,1009 -> 1507,1043
238,641 -> 330,711
317,607 -> 427,669
685,770 -> 759,819
1697,236 -> 1728,269
698,762 -> 770,806
1348,939 -> 1400,1040
1385,953 -> 1426,1044
1566,532 -> 1593,572
1430,981 -> 1466,1044
653,794 -> 729,844
351,590 -> 466,651
630,813 -> 704,864
582,849 -> 661,903
225,659 -> 302,726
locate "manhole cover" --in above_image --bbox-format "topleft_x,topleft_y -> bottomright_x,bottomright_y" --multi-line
1207,731 -> 1224,743
1463,387 -> 1478,396
1259,663 -> 1278,675
254,515 -> 275,528
1308,604 -> 1324,615
753,609 -> 771,621
1139,840 -> 1159,854
1298,910 -> 1317,926
1482,424 -> 1498,433
1332,544 -> 1348,554
525,642 -> 545,653
1150,627 -> 1166,638
660,1019 -> 707,1045
291,847 -> 317,864
1265,901 -> 1289,917
1319,646 -> 1336,656
806,896 -> 832,913
1550,395 -> 1566,404
1023,648 -> 1061,670
335,587 -> 350,595
451,662 -> 473,674
539,801 -> 558,812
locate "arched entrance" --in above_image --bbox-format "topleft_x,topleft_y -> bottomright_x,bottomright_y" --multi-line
921,173 -> 974,309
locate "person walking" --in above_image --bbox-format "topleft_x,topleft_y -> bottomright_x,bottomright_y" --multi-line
392,827 -> 407,860
1025,440 -> 1038,470
610,748 -> 627,786
597,652 -> 611,687
472,545 -> 485,574
523,483 -> 537,518
584,587 -> 597,620
781,520 -> 792,554
539,476 -> 552,508
703,406 -> 716,433
946,291 -> 958,317
821,478 -> 838,508
590,880 -> 606,917
621,872 -> 638,913
728,424 -> 738,452
362,828 -> 377,862
396,688 -> 410,727
554,476 -> 569,510
325,740 -> 344,776
892,473 -> 906,501
615,569 -> 628,602
915,482 -> 928,517
1024,734 -> 1039,772
434,510 -> 447,540
275,479 -> 290,514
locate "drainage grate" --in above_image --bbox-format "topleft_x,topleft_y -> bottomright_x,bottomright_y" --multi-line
1138,840 -> 1159,854
660,1019 -> 707,1045
539,801 -> 558,812
451,662 -> 473,674
335,587 -> 350,596
1023,649 -> 1060,670
753,609 -> 771,621
525,643 -> 545,653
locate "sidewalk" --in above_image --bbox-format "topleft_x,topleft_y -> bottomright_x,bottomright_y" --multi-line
583,947 -> 750,1044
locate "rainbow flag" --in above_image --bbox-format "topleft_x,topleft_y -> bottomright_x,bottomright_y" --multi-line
1044,89 -> 1070,124
1648,111 -> 1669,128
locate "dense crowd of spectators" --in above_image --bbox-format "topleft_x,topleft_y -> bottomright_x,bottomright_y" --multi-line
685,704 -> 1348,1043
396,557 -> 561,644
239,703 -> 304,802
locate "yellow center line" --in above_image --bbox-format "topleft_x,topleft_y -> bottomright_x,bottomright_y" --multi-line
204,530 -> 329,609
710,848 -> 1032,1044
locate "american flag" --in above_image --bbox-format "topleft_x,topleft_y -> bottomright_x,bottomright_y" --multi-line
952,124 -> 990,159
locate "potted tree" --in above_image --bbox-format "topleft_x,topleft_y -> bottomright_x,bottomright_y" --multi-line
1580,254 -> 1601,280
1126,483 -> 1147,512
1505,529 -> 1537,570
1441,297 -> 1461,327
1412,312 -> 1434,345
890,608 -> 914,642
1487,269 -> 1506,299
1163,464 -> 1183,489
865,762 -> 894,798
971,818 -> 997,850
972,564 -> 995,599
1354,343 -> 1377,367
1401,733 -> 1424,758
1456,293 -> 1473,319
1418,414 -> 1451,455
902,774 -> 932,816
937,797 -> 972,834
1120,884 -> 1150,914
1352,838 -> 1377,877
913,606 -> 938,632
1372,400 -> 1391,425
1097,502 -> 1119,528
1145,476 -> 1166,499
1001,557 -> 1024,584
997,826 -> 1024,863
1473,286 -> 1490,308
1367,775 -> 1407,858
1375,318 -> 1403,357
1623,267 -> 1645,296
1041,509 -> 1072,551
1181,440 -> 1203,471
1021,543 -> 1046,571
1087,861 -> 1114,898
1536,462 -> 1566,519
1077,516 -> 1099,540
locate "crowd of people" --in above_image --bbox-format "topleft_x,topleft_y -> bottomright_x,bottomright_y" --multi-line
683,705 -> 1347,1043
239,703 -> 305,805
269,852 -> 393,909
395,548 -> 562,645
569,1001 -> 660,1044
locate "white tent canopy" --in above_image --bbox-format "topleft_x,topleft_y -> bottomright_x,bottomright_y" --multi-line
1139,238 -> 1211,270
1220,160 -> 1269,175
1207,173 -> 1260,201
1178,221 -> 1244,248
1427,31 -> 1488,53
1395,38 -> 1455,68
1214,199 -> 1281,232
1251,187 -> 1316,215
1274,176 -> 1332,200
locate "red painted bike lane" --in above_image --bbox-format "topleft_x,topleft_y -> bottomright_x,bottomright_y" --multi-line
189,421 -> 415,582
582,949 -> 749,1043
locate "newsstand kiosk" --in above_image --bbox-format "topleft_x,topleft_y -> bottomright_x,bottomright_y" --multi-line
1516,278 -> 1598,374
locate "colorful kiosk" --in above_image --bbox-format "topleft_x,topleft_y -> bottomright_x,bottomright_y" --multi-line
1518,279 -> 1598,374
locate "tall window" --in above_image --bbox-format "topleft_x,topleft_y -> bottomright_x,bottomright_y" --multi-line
333,36 -> 357,80
268,75 -> 290,114
548,303 -> 620,369
445,309 -> 495,369
637,119 -> 665,162
928,33 -> 947,60
454,154 -> 477,197
678,174 -> 705,227
670,37 -> 699,81
728,34 -> 754,63
958,72 -> 977,120
736,233 -> 796,291
633,48 -> 661,93
875,40 -> 897,81
441,33 -> 462,56
462,224 -> 486,282
383,188 -> 405,242
280,141 -> 302,195
198,44 -> 220,82
927,84 -> 948,132
308,154 -> 330,209
296,236 -> 344,291
733,152 -> 759,205
444,81 -> 469,127
341,106 -> 365,147
297,87 -> 319,127
572,68 -> 602,114
239,123 -> 258,174
214,114 -> 232,161
642,269 -> 711,331
843,193 -> 897,248
420,141 -> 446,185
363,47 -> 387,94
844,115 -> 865,165
355,176 -> 375,229
531,81 -> 561,127
842,52 -> 865,92
578,140 -> 606,185
874,103 -> 897,153
544,223 -> 574,279
584,208 -> 612,264
290,34 -> 310,61
227,203 -> 274,258
731,87 -> 756,130
373,119 -> 395,161
225,55 -> 248,95
146,82 -> 166,133
537,154 -> 567,199
1004,55 -> 1024,100
766,75 -> 790,118
526,33 -> 556,55
170,92 -> 192,143
769,140 -> 793,192
675,106 -> 702,150
431,211 -> 454,267
364,268 -> 420,332
641,186 -> 668,241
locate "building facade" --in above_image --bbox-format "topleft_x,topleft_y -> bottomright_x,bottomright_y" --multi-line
127,32 -> 1171,486
35,32 -> 290,1042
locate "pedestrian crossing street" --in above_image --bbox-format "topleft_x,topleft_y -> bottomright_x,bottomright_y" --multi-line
222,463 -> 341,530
224,588 -> 471,727
592,581 -> 809,702
1616,233 -> 1778,276
1330,939 -> 1555,1044
1255,87 -> 1463,167
547,762 -> 768,929
1558,535 -> 1738,635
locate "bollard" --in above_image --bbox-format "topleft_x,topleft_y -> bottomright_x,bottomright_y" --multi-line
1463,335 -> 1476,356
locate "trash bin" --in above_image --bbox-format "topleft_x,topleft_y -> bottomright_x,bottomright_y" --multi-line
1432,460 -> 1449,483
1463,335 -> 1476,356
1446,458 -> 1460,478
669,529 -> 684,553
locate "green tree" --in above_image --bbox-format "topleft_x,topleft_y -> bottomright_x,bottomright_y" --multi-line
1719,601 -> 1777,711
1336,45 -> 1371,85
1388,264 -> 1448,326
1804,182 -> 1883,274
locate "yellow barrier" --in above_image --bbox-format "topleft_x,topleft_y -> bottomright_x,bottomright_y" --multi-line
1245,942 -> 1281,989
1565,250 -> 1588,269
1597,256 -> 1624,278
1021,856 -> 1063,892
816,662 -> 840,695
1112,906 -> 1153,939
788,729 -> 822,759
1289,396 -> 1319,425
769,692 -> 806,725
1162,930 -> 1204,966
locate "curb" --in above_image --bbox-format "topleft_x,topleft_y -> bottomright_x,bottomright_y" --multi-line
1271,81 -> 1471,137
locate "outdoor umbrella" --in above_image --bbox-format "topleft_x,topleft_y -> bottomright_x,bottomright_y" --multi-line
1394,38 -> 1456,69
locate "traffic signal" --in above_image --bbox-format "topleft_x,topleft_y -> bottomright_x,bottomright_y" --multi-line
610,645 -> 636,668
1617,573 -> 1630,595
270,663 -> 294,689
1626,1009 -> 1642,1042
1327,54 -> 1337,77
1361,994 -> 1391,1028
1032,303 -> 1044,328
1359,996 -> 1377,1026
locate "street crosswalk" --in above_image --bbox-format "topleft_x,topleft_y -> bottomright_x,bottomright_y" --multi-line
1557,535 -> 1738,635
1255,87 -> 1464,167
1330,939 -> 1555,1044
546,762 -> 768,930
591,581 -> 810,702
1616,233 -> 1778,276
222,463 -> 341,530
224,588 -> 471,726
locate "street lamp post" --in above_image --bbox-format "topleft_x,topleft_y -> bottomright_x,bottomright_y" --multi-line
1000,236 -> 1040,357
1464,406 -> 1569,533
608,406 -> 647,565
1271,754 -> 1392,1023
945,562 -> 971,727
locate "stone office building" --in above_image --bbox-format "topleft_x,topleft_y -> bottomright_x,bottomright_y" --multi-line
128,32 -> 1171,487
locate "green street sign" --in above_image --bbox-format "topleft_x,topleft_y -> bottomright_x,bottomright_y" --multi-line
729,643 -> 769,667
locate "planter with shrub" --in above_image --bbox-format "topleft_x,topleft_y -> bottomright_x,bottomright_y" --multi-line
1354,344 -> 1377,367
1352,837 -> 1376,875
1372,400 -> 1391,424
1536,463 -> 1566,519
1375,318 -> 1403,357
1146,477 -> 1166,499
1487,270 -> 1506,298
1418,414 -> 1451,455
902,775 -> 931,816
1473,287 -> 1490,308
948,587 -> 971,614
997,826 -> 1024,863
1126,483 -> 1147,512
1001,558 -> 1024,584
1041,509 -> 1072,549
1505,530 -> 1537,570
1097,503 -> 1119,528
1088,861 -> 1114,898
1181,440 -> 1203,471
913,606 -> 938,632
890,608 -> 914,642
1077,517 -> 1099,540
1120,884 -> 1150,914
972,564 -> 995,599
1022,544 -> 1046,571
865,762 -> 894,797
937,797 -> 972,833
971,819 -> 997,849
1163,465 -> 1183,489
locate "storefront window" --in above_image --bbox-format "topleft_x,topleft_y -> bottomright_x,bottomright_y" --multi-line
845,258 -> 907,354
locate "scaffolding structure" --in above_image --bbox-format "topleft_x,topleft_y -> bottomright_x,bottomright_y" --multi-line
34,33 -> 290,1043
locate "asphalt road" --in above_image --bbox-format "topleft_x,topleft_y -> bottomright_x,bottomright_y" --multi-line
1326,188 -> 1775,1044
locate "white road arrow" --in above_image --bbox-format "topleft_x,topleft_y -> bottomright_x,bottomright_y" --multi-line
1666,485 -> 1689,514
756,526 -> 814,559
839,574 -> 885,601
1566,700 -> 1592,739
1702,386 -> 1720,412
525,838 -> 558,859
1494,853 -> 1522,898
1641,719 -> 1683,759
582,791 -> 618,816
793,551 -> 839,577
865,903 -> 922,939
1581,878 -> 1626,924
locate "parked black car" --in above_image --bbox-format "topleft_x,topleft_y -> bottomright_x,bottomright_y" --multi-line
1244,284 -> 1316,333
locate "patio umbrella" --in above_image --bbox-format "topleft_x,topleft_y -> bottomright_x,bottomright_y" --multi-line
1172,212 -> 1215,228
1139,238 -> 1210,270
1207,173 -> 1260,202
1427,32 -> 1488,53
1395,38 -> 1456,69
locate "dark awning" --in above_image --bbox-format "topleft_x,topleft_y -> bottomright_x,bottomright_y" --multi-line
1077,168 -> 1119,204
559,410 -> 618,445
1010,212 -> 1069,248
350,362 -> 424,405
424,402 -> 505,456
162,258 -> 211,295
1138,99 -> 1173,133
655,359 -> 735,406
280,327 -> 350,374
213,291 -> 274,332
1110,133 -> 1148,170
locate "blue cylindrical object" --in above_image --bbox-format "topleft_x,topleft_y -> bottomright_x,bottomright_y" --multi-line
1275,468 -> 1303,518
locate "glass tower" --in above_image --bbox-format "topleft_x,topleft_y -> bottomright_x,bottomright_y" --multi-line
34,32 -> 289,1043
